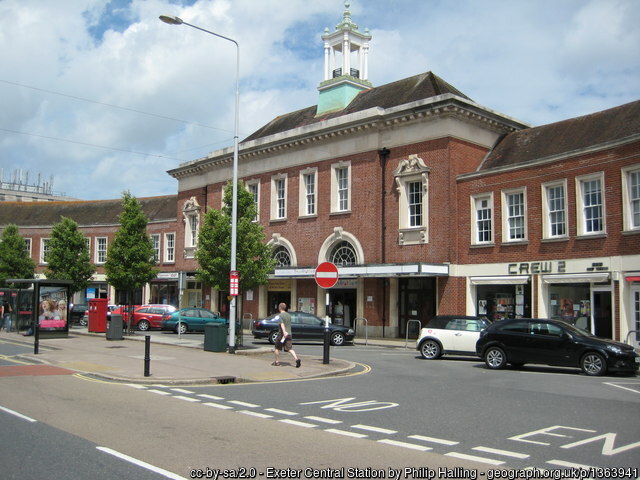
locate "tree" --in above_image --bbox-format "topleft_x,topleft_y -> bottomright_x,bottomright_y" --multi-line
104,192 -> 158,332
196,181 -> 275,303
45,217 -> 95,294
0,224 -> 36,287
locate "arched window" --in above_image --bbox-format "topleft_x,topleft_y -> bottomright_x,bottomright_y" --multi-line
273,245 -> 292,267
330,241 -> 357,266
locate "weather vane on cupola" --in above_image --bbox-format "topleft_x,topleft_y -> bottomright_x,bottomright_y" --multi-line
316,1 -> 373,116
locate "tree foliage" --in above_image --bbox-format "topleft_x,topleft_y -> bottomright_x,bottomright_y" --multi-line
104,192 -> 158,292
45,216 -> 95,294
0,224 -> 36,287
196,181 -> 275,293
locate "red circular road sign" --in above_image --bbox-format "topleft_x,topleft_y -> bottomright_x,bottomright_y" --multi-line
315,262 -> 339,289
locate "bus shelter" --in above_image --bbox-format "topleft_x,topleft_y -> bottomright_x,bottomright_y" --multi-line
7,279 -> 73,346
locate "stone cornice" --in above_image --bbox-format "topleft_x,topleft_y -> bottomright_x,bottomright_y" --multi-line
167,94 -> 529,180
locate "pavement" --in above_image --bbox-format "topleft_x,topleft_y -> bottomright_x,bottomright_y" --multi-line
0,326 -> 412,385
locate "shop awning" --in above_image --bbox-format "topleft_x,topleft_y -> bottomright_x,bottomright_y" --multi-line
470,276 -> 529,285
541,273 -> 610,284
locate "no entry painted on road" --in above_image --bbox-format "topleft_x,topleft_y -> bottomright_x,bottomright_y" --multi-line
315,262 -> 339,289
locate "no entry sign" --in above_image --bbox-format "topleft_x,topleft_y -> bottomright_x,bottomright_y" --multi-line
315,262 -> 339,289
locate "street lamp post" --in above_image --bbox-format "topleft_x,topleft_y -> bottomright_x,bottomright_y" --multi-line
160,14 -> 240,353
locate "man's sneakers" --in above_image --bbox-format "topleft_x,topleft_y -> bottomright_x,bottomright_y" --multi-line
296,359 -> 301,368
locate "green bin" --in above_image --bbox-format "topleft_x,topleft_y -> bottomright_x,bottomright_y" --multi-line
204,322 -> 227,352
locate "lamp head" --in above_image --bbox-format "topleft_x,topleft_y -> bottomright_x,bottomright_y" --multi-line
159,15 -> 184,25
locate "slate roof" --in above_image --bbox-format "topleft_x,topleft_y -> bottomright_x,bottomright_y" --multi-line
480,100 -> 640,170
243,71 -> 473,142
0,195 -> 177,228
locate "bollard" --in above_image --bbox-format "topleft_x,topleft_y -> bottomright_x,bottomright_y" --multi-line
144,335 -> 151,377
323,326 -> 330,364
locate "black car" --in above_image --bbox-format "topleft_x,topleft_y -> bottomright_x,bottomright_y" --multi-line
476,318 -> 639,376
70,304 -> 89,325
251,311 -> 355,346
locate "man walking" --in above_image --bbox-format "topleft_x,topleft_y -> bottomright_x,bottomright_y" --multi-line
272,303 -> 301,368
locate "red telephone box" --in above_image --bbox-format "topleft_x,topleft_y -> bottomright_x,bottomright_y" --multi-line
88,298 -> 108,333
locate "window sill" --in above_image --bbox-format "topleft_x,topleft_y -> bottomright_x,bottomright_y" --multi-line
298,214 -> 318,220
622,229 -> 640,236
329,210 -> 351,217
541,236 -> 569,243
470,243 -> 495,248
576,233 -> 607,240
269,218 -> 288,224
501,240 -> 529,246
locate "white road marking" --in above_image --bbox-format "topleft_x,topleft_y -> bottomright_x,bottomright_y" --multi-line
445,452 -> 505,465
473,446 -> 530,459
265,408 -> 298,416
148,389 -> 172,396
0,405 -> 37,423
97,446 -> 188,480
198,394 -> 224,401
228,400 -> 259,408
325,428 -> 368,438
378,439 -> 432,451
126,384 -> 148,389
170,388 -> 194,394
173,395 -> 200,403
304,416 -> 342,424
279,419 -> 318,428
239,410 -> 273,419
203,402 -> 234,410
604,382 -> 640,394
409,434 -> 459,446
352,424 -> 397,434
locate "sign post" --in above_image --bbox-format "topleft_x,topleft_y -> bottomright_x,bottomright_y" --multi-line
315,262 -> 338,364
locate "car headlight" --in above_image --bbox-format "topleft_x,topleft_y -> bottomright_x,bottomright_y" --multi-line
606,345 -> 623,354
347,329 -> 354,335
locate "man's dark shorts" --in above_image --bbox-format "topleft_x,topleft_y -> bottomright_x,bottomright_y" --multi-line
275,333 -> 293,352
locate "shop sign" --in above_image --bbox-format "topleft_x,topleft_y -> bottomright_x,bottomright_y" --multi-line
268,279 -> 291,291
508,261 -> 566,275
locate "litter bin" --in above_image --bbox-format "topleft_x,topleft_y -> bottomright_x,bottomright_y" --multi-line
204,322 -> 226,352
107,313 -> 124,340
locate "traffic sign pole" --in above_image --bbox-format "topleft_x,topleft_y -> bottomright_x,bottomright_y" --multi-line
315,262 -> 338,365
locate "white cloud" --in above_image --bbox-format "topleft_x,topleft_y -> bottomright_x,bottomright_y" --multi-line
0,0 -> 637,200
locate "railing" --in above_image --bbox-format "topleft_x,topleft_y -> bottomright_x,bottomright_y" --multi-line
354,317 -> 368,345
405,320 -> 422,348
625,330 -> 639,348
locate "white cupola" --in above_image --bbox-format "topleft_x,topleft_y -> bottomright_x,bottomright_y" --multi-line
317,2 -> 372,116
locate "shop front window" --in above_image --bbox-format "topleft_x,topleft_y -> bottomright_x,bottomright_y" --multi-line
548,284 -> 591,331
477,284 -> 530,321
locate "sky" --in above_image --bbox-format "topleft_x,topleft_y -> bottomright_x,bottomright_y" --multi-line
0,0 -> 638,201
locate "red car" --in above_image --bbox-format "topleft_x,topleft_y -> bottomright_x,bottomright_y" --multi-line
112,304 -> 177,331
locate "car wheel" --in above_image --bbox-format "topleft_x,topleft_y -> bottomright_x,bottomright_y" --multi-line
581,352 -> 607,376
484,346 -> 507,369
420,340 -> 441,359
330,331 -> 345,346
175,323 -> 188,334
79,317 -> 88,327
269,330 -> 279,344
137,319 -> 150,331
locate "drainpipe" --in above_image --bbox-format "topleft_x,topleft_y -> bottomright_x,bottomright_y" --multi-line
378,147 -> 390,337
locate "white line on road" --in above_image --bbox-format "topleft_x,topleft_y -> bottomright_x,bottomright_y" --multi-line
473,446 -> 530,459
97,446 -> 188,480
409,434 -> 459,446
228,400 -> 259,408
173,395 -> 200,403
198,394 -> 225,401
304,416 -> 342,424
170,388 -> 194,394
239,410 -> 273,419
203,402 -> 234,410
604,382 -> 640,394
265,408 -> 298,416
148,389 -> 172,396
445,452 -> 505,465
279,419 -> 318,428
0,405 -> 37,423
325,428 -> 368,438
352,424 -> 397,434
126,384 -> 148,389
378,439 -> 432,451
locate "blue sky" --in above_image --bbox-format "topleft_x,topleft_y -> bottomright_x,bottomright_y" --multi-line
0,0 -> 638,200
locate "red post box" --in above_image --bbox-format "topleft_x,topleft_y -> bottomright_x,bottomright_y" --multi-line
88,298 -> 108,333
